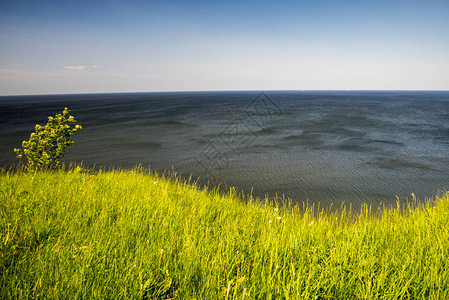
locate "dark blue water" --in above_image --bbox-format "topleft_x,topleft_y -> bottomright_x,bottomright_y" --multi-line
1,91 -> 448,207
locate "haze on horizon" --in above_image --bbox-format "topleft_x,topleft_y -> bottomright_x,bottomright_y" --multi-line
1,0 -> 448,96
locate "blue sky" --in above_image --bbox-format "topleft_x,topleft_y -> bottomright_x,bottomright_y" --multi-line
0,0 -> 448,95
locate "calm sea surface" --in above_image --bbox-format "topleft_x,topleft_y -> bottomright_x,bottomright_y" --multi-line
1,91 -> 448,207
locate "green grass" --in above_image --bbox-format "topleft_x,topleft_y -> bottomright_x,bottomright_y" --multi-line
1,167 -> 448,299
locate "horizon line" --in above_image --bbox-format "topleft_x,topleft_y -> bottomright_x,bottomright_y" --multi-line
1,89 -> 449,97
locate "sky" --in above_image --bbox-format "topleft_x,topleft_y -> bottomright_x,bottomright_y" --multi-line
0,0 -> 448,95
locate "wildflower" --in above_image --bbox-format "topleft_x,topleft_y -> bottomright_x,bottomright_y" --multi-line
269,220 -> 272,224
309,221 -> 314,226
274,208 -> 278,212
154,182 -> 158,185
277,216 -> 281,220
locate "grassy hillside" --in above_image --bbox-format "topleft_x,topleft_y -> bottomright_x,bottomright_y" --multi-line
1,167 -> 448,299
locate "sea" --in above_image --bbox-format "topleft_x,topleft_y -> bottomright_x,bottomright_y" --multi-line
1,90 -> 448,208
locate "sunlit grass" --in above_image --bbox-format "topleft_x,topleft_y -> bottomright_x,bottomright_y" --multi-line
1,166 -> 448,299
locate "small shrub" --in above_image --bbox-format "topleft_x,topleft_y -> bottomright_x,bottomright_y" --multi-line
14,107 -> 82,171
